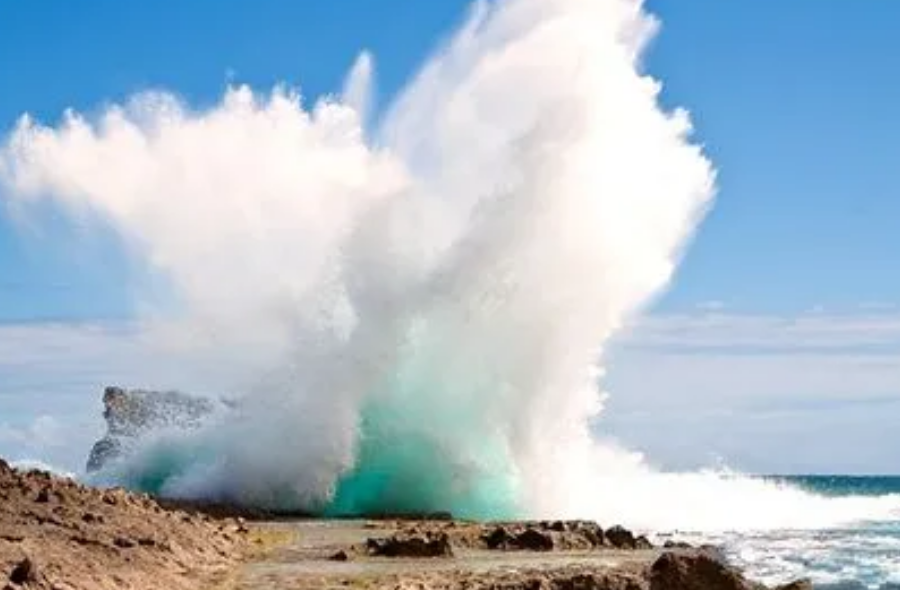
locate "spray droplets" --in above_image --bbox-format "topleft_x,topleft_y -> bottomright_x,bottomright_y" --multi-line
0,0 -> 719,520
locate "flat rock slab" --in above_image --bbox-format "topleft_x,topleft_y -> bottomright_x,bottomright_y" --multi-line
236,520 -> 810,590
236,521 -> 660,590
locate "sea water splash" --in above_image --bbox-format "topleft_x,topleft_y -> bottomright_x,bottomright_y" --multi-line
1,0 -> 899,532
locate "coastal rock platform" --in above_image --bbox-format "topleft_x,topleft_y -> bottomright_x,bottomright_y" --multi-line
2,456 -> 811,590
236,520 -> 810,590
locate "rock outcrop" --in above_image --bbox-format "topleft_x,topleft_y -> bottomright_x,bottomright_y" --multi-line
367,532 -> 454,558
374,520 -> 640,552
353,521 -> 811,590
649,551 -> 812,590
0,458 -> 248,590
86,386 -> 223,472
650,550 -> 757,590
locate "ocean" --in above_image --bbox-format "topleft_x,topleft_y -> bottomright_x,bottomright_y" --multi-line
676,476 -> 900,590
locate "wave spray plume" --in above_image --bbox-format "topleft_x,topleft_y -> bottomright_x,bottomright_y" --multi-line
3,0 -> 898,530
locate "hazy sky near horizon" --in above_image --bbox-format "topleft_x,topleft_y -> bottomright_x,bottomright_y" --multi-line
1,0 -> 900,474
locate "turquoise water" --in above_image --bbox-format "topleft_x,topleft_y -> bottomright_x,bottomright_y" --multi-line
325,401 -> 519,520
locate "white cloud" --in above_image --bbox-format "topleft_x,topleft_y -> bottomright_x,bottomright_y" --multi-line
3,310 -> 900,475
604,310 -> 900,474
616,310 -> 900,352
0,322 -> 129,470
0,320 -> 239,472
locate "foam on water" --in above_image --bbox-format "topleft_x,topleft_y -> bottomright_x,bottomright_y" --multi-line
2,0 -> 900,540
674,523 -> 900,589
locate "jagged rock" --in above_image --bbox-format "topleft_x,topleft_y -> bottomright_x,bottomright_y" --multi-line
482,526 -> 556,551
86,386 -> 224,472
569,521 -> 606,547
772,582 -> 813,590
605,525 -> 637,549
480,522 -> 608,551
485,526 -> 514,549
649,550 -> 760,590
366,532 -> 453,558
515,528 -> 554,551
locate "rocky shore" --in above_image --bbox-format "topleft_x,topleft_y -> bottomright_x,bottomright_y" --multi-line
0,458 -> 249,590
2,455 -> 812,590
235,519 -> 812,590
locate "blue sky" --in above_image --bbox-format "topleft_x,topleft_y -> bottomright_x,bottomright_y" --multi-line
3,0 -> 900,317
2,0 -> 900,473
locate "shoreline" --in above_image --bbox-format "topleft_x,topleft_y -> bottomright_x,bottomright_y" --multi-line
1,459 -> 810,590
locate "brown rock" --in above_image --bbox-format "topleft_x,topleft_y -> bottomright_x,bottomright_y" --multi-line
552,572 -> 647,590
573,521 -> 606,547
366,532 -> 453,558
485,526 -> 514,549
649,550 -> 757,590
0,457 -> 247,590
515,528 -> 554,551
772,582 -> 813,590
329,550 -> 350,562
605,526 -> 637,549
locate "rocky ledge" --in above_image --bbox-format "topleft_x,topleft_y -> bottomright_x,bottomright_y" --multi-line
360,520 -> 655,556
262,519 -> 812,590
0,458 -> 249,590
342,552 -> 814,590
1,460 -> 812,590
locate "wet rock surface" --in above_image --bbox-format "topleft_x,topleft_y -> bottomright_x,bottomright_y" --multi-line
0,459 -> 248,590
